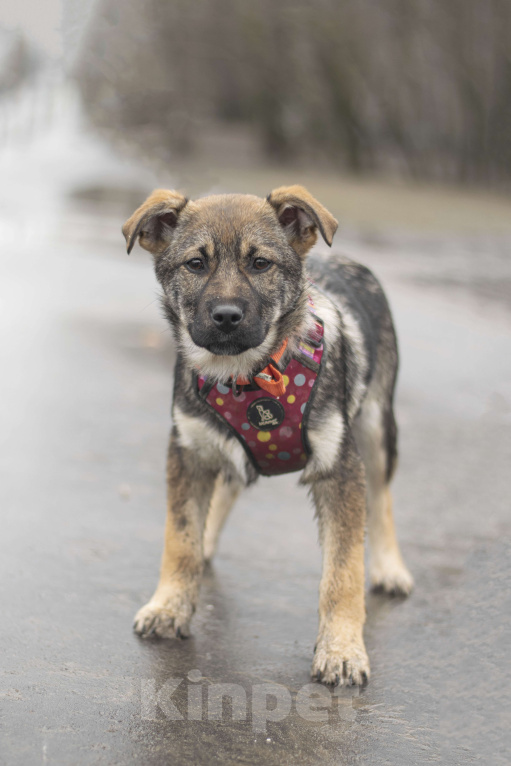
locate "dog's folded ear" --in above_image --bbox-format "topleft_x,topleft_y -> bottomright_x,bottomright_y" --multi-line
122,189 -> 188,255
267,185 -> 338,256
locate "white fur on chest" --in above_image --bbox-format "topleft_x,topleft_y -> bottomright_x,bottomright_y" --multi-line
173,405 -> 248,483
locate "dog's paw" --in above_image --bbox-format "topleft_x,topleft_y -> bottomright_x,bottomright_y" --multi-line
133,595 -> 194,639
311,635 -> 370,687
370,557 -> 414,596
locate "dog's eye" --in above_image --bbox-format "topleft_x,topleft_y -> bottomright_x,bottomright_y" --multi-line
252,257 -> 272,272
185,258 -> 206,273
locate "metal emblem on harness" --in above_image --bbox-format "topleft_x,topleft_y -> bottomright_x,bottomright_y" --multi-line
246,398 -> 285,430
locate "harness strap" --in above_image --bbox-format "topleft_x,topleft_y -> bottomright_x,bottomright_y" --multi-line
230,297 -> 323,396
235,338 -> 288,397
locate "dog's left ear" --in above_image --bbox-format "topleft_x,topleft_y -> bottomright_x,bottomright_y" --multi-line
122,189 -> 188,255
267,185 -> 338,256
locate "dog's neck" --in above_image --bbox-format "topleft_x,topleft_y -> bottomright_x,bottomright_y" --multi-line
176,285 -> 312,384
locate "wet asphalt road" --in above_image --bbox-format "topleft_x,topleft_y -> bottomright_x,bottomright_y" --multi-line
1,129 -> 511,765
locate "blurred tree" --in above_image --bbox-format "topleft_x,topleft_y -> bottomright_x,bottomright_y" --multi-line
72,0 -> 511,184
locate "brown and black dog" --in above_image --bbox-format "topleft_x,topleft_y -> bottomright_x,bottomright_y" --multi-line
122,186 -> 413,686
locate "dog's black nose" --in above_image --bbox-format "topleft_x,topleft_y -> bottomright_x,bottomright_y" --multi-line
211,304 -> 244,333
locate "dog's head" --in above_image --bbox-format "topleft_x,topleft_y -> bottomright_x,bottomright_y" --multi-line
122,186 -> 337,378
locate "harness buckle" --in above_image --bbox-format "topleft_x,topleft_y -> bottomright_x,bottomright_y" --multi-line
231,378 -> 243,397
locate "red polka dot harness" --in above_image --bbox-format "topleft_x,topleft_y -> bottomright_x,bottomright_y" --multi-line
196,300 -> 326,476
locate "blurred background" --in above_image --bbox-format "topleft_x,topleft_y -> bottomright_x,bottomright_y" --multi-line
1,2 -> 510,764
2,0 -> 511,302
76,0 -> 511,184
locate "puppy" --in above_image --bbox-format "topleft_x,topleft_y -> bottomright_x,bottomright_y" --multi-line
122,185 -> 413,686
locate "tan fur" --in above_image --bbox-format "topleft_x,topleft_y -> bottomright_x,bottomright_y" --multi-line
353,397 -> 413,595
133,498 -> 202,638
133,441 -> 216,638
122,185 -> 338,260
312,540 -> 369,686
122,188 -> 188,255
267,184 -> 338,255
203,475 -> 242,562
309,448 -> 370,686
368,487 -> 414,595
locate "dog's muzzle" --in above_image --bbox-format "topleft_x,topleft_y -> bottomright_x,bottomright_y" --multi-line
189,298 -> 266,355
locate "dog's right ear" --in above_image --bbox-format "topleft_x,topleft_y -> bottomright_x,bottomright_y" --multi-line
122,189 -> 188,255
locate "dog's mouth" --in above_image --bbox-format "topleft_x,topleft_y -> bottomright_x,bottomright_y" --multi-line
188,324 -> 268,357
181,324 -> 280,382
203,339 -> 254,356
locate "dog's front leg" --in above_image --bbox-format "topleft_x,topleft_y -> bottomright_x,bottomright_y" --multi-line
310,444 -> 370,686
133,433 -> 218,639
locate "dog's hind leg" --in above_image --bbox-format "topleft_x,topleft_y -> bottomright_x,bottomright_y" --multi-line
369,485 -> 413,595
354,398 -> 413,596
203,473 -> 242,562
